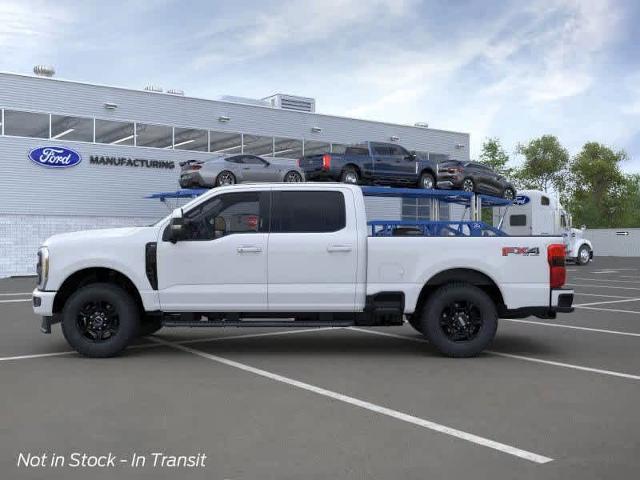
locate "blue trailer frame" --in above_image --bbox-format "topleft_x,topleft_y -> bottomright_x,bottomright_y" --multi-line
147,186 -> 513,237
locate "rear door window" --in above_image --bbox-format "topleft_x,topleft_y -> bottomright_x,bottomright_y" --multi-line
271,191 -> 346,233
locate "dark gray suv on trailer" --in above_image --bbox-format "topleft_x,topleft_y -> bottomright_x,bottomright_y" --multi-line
437,160 -> 516,199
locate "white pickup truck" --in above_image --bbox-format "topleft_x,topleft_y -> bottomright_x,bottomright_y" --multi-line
33,183 -> 574,358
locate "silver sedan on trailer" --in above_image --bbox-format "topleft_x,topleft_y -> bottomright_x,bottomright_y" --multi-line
179,154 -> 305,188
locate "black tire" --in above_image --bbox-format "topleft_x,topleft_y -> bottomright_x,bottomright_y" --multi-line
139,316 -> 163,336
419,172 -> 436,190
215,171 -> 236,186
407,315 -> 423,333
340,166 -> 360,185
420,283 -> 497,357
462,178 -> 475,192
61,283 -> 140,358
284,171 -> 303,183
503,187 -> 515,200
576,244 -> 591,266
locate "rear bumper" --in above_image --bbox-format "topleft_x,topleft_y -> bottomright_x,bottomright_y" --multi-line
303,169 -> 338,181
179,171 -> 206,188
500,288 -> 574,319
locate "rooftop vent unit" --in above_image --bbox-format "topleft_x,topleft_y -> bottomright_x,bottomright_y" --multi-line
414,122 -> 429,128
167,88 -> 184,96
219,95 -> 271,107
144,85 -> 163,93
33,65 -> 55,77
263,94 -> 316,113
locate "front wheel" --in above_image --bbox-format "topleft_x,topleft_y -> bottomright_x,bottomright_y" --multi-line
420,283 -> 497,357
284,171 -> 303,182
419,172 -> 436,189
61,283 -> 140,357
462,178 -> 475,193
576,244 -> 591,265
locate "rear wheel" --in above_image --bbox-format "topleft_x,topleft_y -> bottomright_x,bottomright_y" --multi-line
503,187 -> 515,200
215,171 -> 236,186
462,178 -> 475,192
284,171 -> 303,182
420,283 -> 497,357
576,244 -> 591,265
341,166 -> 360,185
419,172 -> 435,189
61,283 -> 140,357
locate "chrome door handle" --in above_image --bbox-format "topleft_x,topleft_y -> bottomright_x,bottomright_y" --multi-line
237,246 -> 262,253
327,245 -> 352,253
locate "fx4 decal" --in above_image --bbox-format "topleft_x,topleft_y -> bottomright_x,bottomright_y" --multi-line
502,247 -> 540,256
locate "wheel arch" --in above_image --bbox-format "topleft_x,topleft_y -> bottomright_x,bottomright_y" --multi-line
419,167 -> 436,178
342,163 -> 362,176
53,267 -> 144,315
414,268 -> 505,315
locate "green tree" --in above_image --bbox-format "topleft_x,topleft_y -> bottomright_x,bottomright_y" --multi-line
568,143 -> 640,227
514,135 -> 569,194
478,137 -> 512,176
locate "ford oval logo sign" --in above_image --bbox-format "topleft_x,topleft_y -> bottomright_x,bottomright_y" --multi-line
29,146 -> 82,168
514,195 -> 530,205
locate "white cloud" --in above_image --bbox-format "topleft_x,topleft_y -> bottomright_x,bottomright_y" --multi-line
0,1 -> 70,50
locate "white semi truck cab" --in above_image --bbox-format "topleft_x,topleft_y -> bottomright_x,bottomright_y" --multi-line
495,189 -> 594,265
33,183 -> 574,358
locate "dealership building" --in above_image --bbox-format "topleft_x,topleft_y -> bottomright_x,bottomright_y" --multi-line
0,70 -> 470,277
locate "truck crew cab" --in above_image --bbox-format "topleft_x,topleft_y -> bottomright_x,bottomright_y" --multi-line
496,190 -> 594,265
33,183 -> 574,358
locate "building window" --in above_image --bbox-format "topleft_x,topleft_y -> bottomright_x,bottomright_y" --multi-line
3,110 -> 49,138
273,137 -> 303,159
95,119 -> 135,145
210,131 -> 242,154
243,134 -> 273,156
136,123 -> 173,149
303,140 -> 330,156
51,115 -> 94,142
173,127 -> 208,151
331,143 -> 348,154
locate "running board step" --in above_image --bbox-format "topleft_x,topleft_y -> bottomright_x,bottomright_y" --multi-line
161,320 -> 355,328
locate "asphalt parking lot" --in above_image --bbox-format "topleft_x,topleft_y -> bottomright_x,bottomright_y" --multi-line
2,257 -> 640,479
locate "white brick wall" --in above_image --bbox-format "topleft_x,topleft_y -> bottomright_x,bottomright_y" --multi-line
0,214 -> 158,277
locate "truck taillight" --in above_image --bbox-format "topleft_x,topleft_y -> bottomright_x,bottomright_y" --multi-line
297,158 -> 301,167
322,154 -> 331,171
547,243 -> 566,288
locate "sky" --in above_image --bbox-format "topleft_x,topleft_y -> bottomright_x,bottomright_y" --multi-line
1,0 -> 639,171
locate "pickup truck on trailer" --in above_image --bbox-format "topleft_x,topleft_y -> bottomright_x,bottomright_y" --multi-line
33,183 -> 574,358
299,141 -> 439,189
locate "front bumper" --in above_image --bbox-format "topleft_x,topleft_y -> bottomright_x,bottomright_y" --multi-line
500,288 -> 574,319
32,289 -> 58,333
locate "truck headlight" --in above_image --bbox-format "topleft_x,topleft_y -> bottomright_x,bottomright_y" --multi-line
36,247 -> 49,290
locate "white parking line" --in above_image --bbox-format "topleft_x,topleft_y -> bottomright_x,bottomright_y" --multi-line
573,292 -> 635,299
573,277 -> 640,284
501,319 -> 640,338
574,297 -> 640,307
0,299 -> 31,304
348,328 -> 640,382
574,306 -> 640,315
0,292 -> 33,296
150,336 -> 553,464
0,327 -> 338,362
567,283 -> 640,291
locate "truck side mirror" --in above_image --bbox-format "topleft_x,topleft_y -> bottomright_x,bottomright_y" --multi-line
168,208 -> 187,243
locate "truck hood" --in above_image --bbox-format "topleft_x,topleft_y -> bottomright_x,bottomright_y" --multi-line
43,226 -> 158,248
